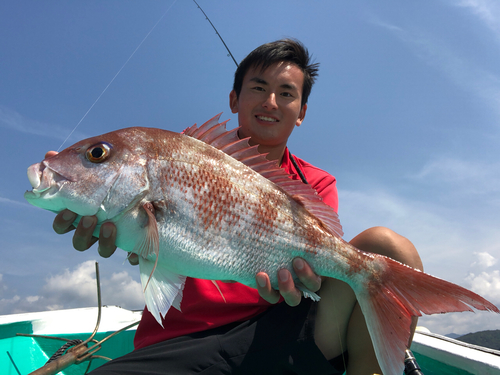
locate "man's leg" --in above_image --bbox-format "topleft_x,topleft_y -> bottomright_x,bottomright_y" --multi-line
314,226 -> 423,374
90,299 -> 342,375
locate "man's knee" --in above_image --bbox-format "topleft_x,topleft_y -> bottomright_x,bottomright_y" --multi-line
350,226 -> 423,271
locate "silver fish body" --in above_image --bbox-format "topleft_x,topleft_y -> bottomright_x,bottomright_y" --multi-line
25,115 -> 499,375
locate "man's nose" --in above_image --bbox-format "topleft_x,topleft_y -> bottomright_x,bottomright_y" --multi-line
262,93 -> 278,110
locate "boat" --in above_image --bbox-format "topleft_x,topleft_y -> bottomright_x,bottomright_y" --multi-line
1,306 -> 499,374
410,327 -> 500,375
0,306 -> 140,374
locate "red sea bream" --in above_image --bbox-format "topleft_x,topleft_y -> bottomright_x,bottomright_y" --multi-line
25,114 -> 499,374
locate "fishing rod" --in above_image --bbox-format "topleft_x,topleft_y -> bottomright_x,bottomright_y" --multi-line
192,2 -> 312,185
192,0 -> 238,67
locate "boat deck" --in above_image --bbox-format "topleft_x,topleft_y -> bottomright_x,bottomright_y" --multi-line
1,307 -> 499,374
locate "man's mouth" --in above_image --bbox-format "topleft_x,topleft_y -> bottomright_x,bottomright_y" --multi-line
256,115 -> 278,122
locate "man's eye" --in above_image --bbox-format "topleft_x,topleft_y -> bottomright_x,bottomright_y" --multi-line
281,92 -> 293,97
252,86 -> 265,91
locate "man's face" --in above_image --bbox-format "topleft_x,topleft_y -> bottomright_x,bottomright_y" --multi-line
229,62 -> 307,154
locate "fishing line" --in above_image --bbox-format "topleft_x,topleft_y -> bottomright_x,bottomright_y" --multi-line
57,0 -> 178,151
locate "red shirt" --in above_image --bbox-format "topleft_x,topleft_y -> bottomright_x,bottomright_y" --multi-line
134,148 -> 338,349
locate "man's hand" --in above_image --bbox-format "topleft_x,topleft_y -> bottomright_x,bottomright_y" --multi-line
47,150 -> 130,263
53,210 -> 119,258
256,258 -> 322,306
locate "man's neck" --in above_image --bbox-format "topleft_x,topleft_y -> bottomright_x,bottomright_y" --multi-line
256,143 -> 287,165
236,129 -> 287,165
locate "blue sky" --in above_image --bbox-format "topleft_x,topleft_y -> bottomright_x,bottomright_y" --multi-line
1,0 -> 499,336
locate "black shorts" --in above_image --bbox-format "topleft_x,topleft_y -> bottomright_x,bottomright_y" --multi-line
90,299 -> 347,374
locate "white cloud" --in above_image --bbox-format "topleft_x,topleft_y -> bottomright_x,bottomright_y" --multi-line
419,309 -> 500,336
466,252 -> 500,309
339,183 -> 500,335
411,157 -> 500,197
0,295 -> 21,314
471,252 -> 498,268
417,250 -> 500,335
0,261 -> 144,315
41,261 -> 100,307
26,296 -> 40,303
40,261 -> 144,310
455,0 -> 500,37
0,105 -> 88,142
0,274 -> 7,296
0,196 -> 38,209
100,270 -> 144,308
466,270 -> 500,302
419,268 -> 500,335
339,187 -> 469,266
370,17 -> 500,119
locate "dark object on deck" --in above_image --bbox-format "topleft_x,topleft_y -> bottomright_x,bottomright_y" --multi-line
404,349 -> 424,374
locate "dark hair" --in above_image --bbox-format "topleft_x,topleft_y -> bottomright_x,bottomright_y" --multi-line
232,39 -> 319,108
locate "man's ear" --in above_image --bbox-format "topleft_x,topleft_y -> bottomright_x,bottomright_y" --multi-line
229,90 -> 239,114
296,103 -> 307,127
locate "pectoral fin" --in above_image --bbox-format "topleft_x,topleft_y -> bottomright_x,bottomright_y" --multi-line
134,202 -> 159,259
134,202 -> 160,292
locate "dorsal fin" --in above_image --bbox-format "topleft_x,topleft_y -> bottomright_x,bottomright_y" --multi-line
183,115 -> 344,238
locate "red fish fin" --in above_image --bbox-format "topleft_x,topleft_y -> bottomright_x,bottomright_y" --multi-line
183,115 -> 343,238
296,284 -> 321,301
211,280 -> 227,303
133,202 -> 159,258
139,258 -> 186,326
355,256 -> 500,375
134,203 -> 160,293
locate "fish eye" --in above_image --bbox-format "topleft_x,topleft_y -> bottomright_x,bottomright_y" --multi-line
86,143 -> 112,163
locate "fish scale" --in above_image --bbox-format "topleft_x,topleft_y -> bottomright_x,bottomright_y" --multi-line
142,131 -> 336,284
25,113 -> 499,375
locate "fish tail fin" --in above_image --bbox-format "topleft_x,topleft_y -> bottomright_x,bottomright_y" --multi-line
353,257 -> 499,375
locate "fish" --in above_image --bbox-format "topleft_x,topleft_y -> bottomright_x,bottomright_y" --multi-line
25,113 -> 499,374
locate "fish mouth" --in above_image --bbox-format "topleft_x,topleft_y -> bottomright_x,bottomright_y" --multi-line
26,162 -> 69,198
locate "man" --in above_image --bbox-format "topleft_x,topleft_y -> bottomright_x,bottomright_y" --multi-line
51,39 -> 422,374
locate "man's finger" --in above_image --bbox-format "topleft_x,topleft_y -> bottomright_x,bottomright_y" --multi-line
45,151 -> 58,159
277,269 -> 301,307
97,222 -> 118,258
293,258 -> 322,292
53,210 -> 77,234
73,216 -> 98,251
256,272 -> 280,304
127,253 -> 139,266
